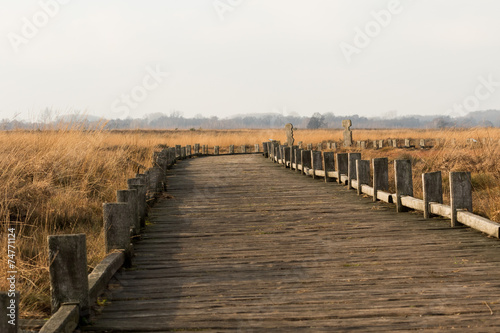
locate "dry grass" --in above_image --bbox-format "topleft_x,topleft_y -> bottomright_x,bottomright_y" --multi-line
0,127 -> 499,319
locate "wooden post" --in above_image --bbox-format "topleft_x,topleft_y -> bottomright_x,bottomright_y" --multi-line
167,147 -> 175,167
395,160 -> 413,212
301,150 -> 312,175
262,142 -> 268,157
360,141 -> 366,149
405,139 -> 410,148
201,145 -> 206,155
194,143 -> 200,154
307,143 -> 312,150
214,146 -> 219,155
331,142 -> 337,150
311,151 -> 323,179
270,142 -> 276,161
419,139 -> 426,149
275,145 -> 282,164
372,158 -> 389,202
127,178 -> 146,228
284,147 -> 291,168
450,172 -> 472,227
1,292 -> 19,333
356,160 -> 370,195
186,145 -> 191,157
317,142 -> 322,151
229,145 -> 234,154
292,146 -> 299,171
241,145 -> 246,154
103,203 -> 132,266
255,144 -> 260,153
117,189 -> 139,235
323,152 -> 335,183
336,153 -> 348,184
48,234 -> 89,317
175,145 -> 181,158
272,142 -> 278,161
348,153 -> 361,189
181,147 -> 186,159
378,140 -> 384,148
422,171 -> 443,219
295,148 -> 302,173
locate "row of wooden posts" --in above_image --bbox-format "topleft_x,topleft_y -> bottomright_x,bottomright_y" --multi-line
262,141 -> 500,238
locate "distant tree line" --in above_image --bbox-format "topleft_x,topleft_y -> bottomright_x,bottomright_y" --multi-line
1,110 -> 499,130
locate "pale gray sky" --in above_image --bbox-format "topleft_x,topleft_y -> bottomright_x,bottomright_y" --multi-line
1,0 -> 500,121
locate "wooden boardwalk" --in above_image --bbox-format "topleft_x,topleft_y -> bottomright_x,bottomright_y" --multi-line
85,154 -> 500,332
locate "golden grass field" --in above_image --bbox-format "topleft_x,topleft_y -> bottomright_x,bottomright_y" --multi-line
0,127 -> 499,319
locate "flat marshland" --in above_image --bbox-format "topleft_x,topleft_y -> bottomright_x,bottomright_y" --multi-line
0,127 -> 499,319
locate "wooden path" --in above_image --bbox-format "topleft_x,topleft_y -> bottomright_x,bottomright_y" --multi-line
85,154 -> 500,332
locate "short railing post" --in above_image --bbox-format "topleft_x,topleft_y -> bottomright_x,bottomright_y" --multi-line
262,142 -> 268,157
103,203 -> 133,266
348,153 -> 361,189
378,140 -> 384,148
117,189 -> 139,235
270,142 -> 276,161
175,145 -> 181,158
201,145 -> 206,155
307,143 -> 312,150
395,159 -> 413,212
214,146 -> 219,155
127,178 -> 146,228
48,234 -> 89,318
450,172 -> 472,227
291,146 -> 298,171
284,147 -> 291,168
393,139 -> 398,148
229,145 -> 234,154
254,144 -> 260,153
241,145 -> 246,153
311,151 -> 323,179
336,153 -> 348,184
186,145 -> 191,157
194,143 -> 200,154
356,160 -> 370,195
301,150 -> 312,175
317,142 -> 322,151
1,292 -> 19,333
181,147 -> 186,159
295,148 -> 302,173
422,171 -> 443,219
323,152 -> 335,183
372,158 -> 389,202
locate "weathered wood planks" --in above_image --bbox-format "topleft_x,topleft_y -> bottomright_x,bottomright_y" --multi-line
84,155 -> 500,332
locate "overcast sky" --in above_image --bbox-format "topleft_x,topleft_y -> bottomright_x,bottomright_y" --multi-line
1,0 -> 500,121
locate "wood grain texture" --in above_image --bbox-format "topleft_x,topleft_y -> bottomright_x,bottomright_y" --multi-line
84,155 -> 500,332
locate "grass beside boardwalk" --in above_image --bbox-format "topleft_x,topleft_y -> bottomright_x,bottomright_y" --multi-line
0,127 -> 499,319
